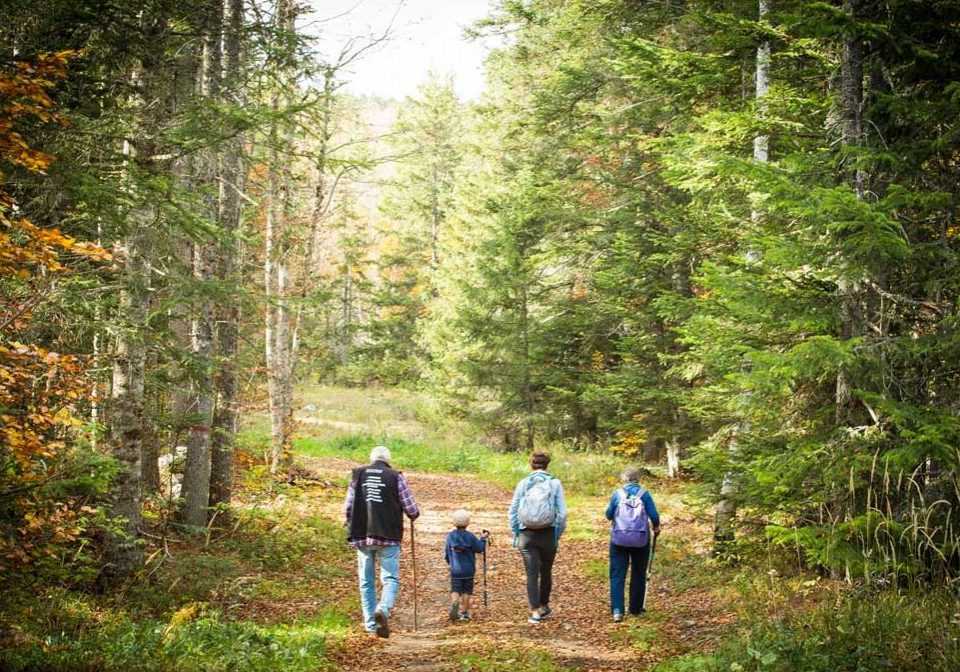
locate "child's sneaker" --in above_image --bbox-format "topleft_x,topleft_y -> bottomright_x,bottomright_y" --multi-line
538,607 -> 552,620
449,602 -> 460,622
459,612 -> 471,622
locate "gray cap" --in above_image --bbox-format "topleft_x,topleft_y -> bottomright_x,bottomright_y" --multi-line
370,445 -> 392,464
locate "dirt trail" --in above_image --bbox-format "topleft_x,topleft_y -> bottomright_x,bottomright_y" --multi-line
302,457 -> 734,671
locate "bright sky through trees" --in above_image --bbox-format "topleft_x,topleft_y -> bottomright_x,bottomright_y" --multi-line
308,0 -> 495,100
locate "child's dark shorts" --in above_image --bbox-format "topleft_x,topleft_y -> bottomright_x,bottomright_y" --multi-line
450,577 -> 475,595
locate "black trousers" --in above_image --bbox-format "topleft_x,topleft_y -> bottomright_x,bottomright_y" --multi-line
518,528 -> 557,609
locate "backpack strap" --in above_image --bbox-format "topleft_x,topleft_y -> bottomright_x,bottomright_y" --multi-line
524,471 -> 551,493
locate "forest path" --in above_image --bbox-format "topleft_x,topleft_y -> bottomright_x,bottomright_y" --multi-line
301,455 -> 735,671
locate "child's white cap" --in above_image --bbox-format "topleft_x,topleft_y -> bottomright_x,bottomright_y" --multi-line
452,509 -> 470,528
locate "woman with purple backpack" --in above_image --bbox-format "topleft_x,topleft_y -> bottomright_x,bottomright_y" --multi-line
605,466 -> 661,622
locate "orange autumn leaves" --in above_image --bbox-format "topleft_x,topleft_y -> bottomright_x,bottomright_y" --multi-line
1,52 -> 108,569
1,51 -> 108,282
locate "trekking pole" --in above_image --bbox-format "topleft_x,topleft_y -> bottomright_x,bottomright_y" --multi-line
411,518 -> 418,631
482,529 -> 489,609
642,532 -> 658,611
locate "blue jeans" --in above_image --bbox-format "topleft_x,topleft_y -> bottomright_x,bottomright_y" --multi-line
356,544 -> 401,631
609,541 -> 650,615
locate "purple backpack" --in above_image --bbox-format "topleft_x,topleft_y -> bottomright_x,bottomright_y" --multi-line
611,487 -> 650,548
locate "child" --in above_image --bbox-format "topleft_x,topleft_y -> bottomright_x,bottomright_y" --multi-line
444,509 -> 488,622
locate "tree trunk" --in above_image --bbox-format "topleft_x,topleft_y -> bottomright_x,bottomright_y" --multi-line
209,0 -> 245,516
265,0 -> 296,474
102,10 -> 167,582
753,0 -> 771,164
666,436 -> 682,479
104,223 -> 149,580
836,0 -> 865,426
179,1 -> 222,528
141,358 -> 161,494
714,0 -> 771,551
520,280 -> 534,451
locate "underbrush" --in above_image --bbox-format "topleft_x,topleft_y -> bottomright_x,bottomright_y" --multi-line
656,587 -> 960,672
0,485 -> 354,671
0,596 -> 335,672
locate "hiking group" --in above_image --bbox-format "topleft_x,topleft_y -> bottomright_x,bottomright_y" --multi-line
343,446 -> 661,638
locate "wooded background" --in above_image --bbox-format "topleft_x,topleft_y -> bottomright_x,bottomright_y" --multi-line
2,0 -> 959,667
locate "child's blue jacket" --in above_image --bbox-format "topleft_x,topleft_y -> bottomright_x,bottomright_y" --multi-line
444,529 -> 486,579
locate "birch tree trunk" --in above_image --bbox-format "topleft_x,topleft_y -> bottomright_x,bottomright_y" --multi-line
714,0 -> 771,551
180,0 -> 222,528
209,0 -> 245,515
265,0 -> 296,474
666,436 -> 682,479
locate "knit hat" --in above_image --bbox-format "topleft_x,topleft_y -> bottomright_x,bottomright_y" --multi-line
452,509 -> 470,528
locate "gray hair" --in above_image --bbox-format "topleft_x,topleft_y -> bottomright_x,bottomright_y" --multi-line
452,509 -> 470,528
620,466 -> 641,484
370,445 -> 392,464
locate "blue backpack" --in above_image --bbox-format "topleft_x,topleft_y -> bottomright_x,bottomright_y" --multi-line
611,487 -> 650,548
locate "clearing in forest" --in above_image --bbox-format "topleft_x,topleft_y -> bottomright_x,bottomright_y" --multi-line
284,387 -> 738,671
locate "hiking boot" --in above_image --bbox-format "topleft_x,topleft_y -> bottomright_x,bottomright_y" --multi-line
613,611 -> 624,623
374,608 -> 390,638
459,612 -> 471,622
449,602 -> 460,622
538,607 -> 552,620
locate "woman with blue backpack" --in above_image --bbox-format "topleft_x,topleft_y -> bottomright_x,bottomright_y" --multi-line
605,466 -> 661,622
509,451 -> 568,624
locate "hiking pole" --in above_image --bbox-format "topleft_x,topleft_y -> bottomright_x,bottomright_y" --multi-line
410,518 -> 418,631
642,532 -> 659,611
482,529 -> 489,609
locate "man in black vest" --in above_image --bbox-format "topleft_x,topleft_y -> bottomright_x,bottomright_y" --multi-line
343,445 -> 420,638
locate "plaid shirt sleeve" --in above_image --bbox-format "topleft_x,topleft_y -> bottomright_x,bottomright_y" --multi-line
397,473 -> 420,520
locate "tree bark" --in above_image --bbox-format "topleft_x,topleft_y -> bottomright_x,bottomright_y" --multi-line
209,0 -> 245,516
666,436 -> 682,479
265,0 -> 296,474
179,0 -> 222,528
104,222 -> 149,580
140,356 -> 162,494
102,9 -> 167,582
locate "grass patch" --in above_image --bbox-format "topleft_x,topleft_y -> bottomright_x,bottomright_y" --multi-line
449,647 -> 560,671
294,432 -> 652,499
612,618 -> 661,651
583,557 -> 608,582
0,598 -> 338,672
662,587 -> 960,672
